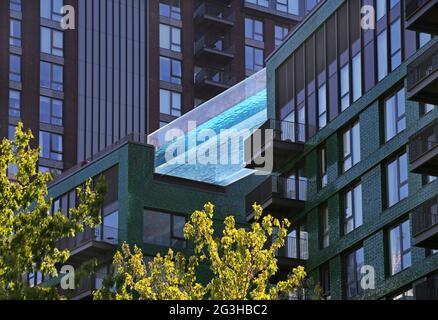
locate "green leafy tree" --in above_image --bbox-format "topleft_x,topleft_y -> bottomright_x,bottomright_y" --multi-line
95,203 -> 308,300
0,123 -> 107,300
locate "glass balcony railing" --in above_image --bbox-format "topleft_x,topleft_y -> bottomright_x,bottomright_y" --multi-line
412,196 -> 438,237
407,41 -> 438,92
194,2 -> 235,24
409,120 -> 438,163
194,35 -> 235,56
195,68 -> 236,87
272,176 -> 308,202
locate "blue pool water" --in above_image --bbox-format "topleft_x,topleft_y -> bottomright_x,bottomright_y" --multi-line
155,89 -> 267,186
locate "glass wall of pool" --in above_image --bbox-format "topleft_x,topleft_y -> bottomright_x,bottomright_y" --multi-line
148,69 -> 267,186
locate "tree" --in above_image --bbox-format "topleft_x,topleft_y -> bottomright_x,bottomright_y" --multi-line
95,203 -> 308,300
0,123 -> 107,300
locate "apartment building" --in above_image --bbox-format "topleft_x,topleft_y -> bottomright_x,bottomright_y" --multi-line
0,0 -> 319,175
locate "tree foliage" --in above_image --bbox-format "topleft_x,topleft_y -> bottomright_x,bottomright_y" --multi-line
95,203 -> 307,300
0,123 -> 107,300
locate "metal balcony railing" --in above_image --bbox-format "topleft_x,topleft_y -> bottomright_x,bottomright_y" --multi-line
194,2 -> 235,23
194,35 -> 235,56
268,119 -> 316,144
276,235 -> 309,260
412,196 -> 438,236
406,0 -> 434,19
415,277 -> 438,300
195,68 -> 236,87
407,41 -> 438,91
58,225 -> 122,252
246,176 -> 308,214
272,176 -> 308,201
409,121 -> 438,163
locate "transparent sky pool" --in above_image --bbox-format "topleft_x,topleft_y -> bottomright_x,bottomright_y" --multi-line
148,69 -> 267,186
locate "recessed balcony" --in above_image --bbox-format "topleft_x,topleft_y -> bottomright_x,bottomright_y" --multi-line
407,41 -> 438,105
194,68 -> 236,100
405,0 -> 438,34
245,119 -> 314,172
414,276 -> 438,300
58,226 -> 121,266
409,120 -> 438,176
412,196 -> 438,250
246,176 -> 307,221
276,235 -> 308,273
194,36 -> 235,67
194,2 -> 235,32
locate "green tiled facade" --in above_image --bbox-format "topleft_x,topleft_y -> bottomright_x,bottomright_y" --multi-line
265,0 -> 438,299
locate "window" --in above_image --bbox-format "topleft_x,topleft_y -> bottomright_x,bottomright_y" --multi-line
159,0 -> 181,20
40,61 -> 63,91
160,56 -> 182,85
343,183 -> 363,235
392,287 -> 414,300
246,0 -> 269,7
160,89 -> 181,117
10,0 -> 22,11
159,24 -> 181,52
39,131 -> 63,161
9,90 -> 20,118
245,17 -> 264,42
320,264 -> 331,300
8,126 -> 18,178
390,19 -> 401,71
319,146 -> 328,189
376,0 -> 386,20
40,96 -> 63,126
245,46 -> 264,72
419,33 -> 432,48
377,30 -> 388,81
9,54 -> 21,82
423,104 -> 435,115
344,246 -> 365,299
386,152 -> 408,208
340,63 -> 350,112
143,210 -> 186,248
10,19 -> 21,47
275,25 -> 289,47
318,83 -> 327,129
276,0 -> 299,15
384,88 -> 406,142
389,220 -> 412,276
352,53 -> 362,102
320,203 -> 330,249
40,0 -> 64,22
342,122 -> 361,173
41,26 -> 64,57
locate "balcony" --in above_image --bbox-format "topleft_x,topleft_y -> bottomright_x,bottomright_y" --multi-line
246,176 -> 307,221
276,235 -> 308,272
194,35 -> 235,67
59,272 -> 108,300
412,196 -> 438,249
194,68 -> 236,100
243,0 -> 306,21
194,2 -> 235,32
407,41 -> 438,104
245,119 -> 314,172
414,276 -> 438,300
58,226 -> 121,265
405,0 -> 438,34
409,120 -> 438,176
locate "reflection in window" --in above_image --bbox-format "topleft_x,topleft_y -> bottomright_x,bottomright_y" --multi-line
342,122 -> 361,173
386,152 -> 408,208
343,184 -> 363,235
345,246 -> 365,299
389,220 -> 412,276
384,88 -> 406,142
143,210 -> 186,249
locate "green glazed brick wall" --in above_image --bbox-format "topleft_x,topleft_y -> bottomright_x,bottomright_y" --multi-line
264,0 -> 438,300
